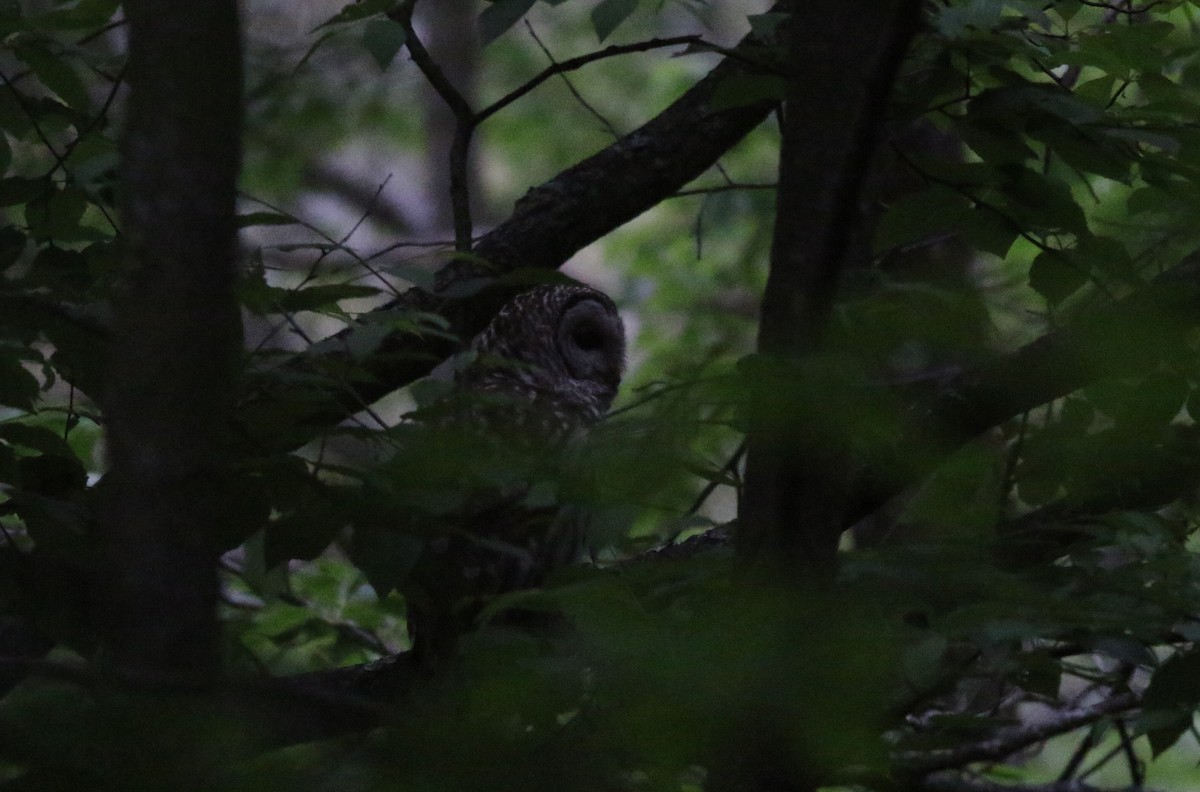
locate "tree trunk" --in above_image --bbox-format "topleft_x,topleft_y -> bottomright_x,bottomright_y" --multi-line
740,0 -> 923,577
97,2 -> 244,678
724,5 -> 923,790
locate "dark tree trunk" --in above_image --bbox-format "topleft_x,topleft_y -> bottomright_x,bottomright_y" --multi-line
740,0 -> 924,576
97,2 -> 244,678
723,5 -> 924,790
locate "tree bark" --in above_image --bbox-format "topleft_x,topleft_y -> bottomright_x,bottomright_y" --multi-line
98,2 -> 243,677
740,0 -> 924,575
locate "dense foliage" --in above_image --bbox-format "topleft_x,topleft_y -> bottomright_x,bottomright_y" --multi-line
3,0 -> 1200,790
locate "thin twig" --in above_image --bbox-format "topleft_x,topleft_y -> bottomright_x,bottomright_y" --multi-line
337,174 -> 392,246
1077,742 -> 1126,782
674,182 -> 776,198
920,771 -> 1165,792
390,1 -> 476,251
76,17 -> 127,48
1056,726 -> 1098,782
1113,719 -> 1143,788
685,440 -> 746,518
997,410 -> 1029,518
896,692 -> 1141,774
522,22 -> 622,139
482,26 -> 702,130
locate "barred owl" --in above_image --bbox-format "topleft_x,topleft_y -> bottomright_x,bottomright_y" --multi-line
404,283 -> 626,671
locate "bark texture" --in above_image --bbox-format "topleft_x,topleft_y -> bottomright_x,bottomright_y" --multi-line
98,2 -> 243,677
740,0 -> 925,574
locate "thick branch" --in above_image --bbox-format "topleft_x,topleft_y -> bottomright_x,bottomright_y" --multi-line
844,252 -> 1200,529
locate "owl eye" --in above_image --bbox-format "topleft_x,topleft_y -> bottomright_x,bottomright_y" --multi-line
557,297 -> 625,386
570,321 -> 606,352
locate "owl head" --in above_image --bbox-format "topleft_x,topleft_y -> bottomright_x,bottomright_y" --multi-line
460,284 -> 626,429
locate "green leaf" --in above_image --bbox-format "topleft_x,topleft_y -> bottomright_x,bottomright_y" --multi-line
1037,127 -> 1131,182
0,0 -> 23,37
958,208 -> 1017,258
935,0 -> 1004,38
1075,234 -> 1132,282
238,271 -> 380,315
0,87 -> 31,139
348,524 -> 425,597
0,132 -> 12,178
63,133 -> 116,188
1185,387 -> 1200,425
409,378 -> 453,408
0,422 -> 76,458
0,354 -> 38,410
390,263 -> 436,292
1103,126 -> 1180,154
955,118 -> 1036,165
363,18 -> 406,70
294,29 -> 339,72
337,321 -> 392,360
254,602 -> 316,638
874,186 -> 971,253
266,506 -> 342,566
902,634 -> 947,691
1140,650 -> 1200,757
479,0 -> 536,46
0,226 -> 25,270
1061,21 -> 1175,77
746,13 -> 786,39
0,177 -> 48,207
26,246 -> 91,293
16,453 -> 86,498
1125,186 -> 1168,216
30,0 -> 121,31
1115,372 -> 1189,429
14,44 -> 89,113
275,283 -> 381,314
710,72 -> 786,112
1073,75 -> 1115,107
23,185 -> 89,242
312,0 -> 395,31
1028,250 -> 1086,306
591,0 -> 637,42
1007,170 -> 1088,234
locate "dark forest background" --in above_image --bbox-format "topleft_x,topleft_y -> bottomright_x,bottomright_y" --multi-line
2,0 -> 1200,790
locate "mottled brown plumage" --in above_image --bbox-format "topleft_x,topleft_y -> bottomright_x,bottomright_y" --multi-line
404,284 -> 625,671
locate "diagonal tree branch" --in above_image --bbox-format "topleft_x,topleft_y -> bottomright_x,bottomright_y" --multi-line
844,252 -> 1200,530
246,28 -> 783,446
